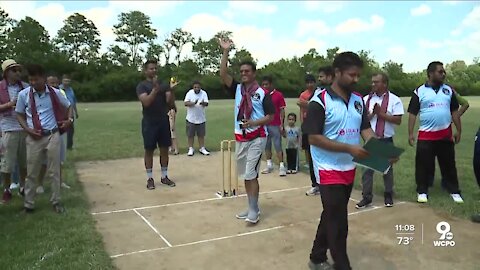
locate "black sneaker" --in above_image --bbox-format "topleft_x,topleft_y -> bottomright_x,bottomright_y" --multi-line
161,177 -> 176,187
53,203 -> 65,214
471,213 -> 480,223
23,207 -> 35,214
355,198 -> 372,209
384,192 -> 394,207
146,178 -> 155,190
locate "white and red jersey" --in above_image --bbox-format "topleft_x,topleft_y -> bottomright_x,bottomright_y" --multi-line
407,83 -> 459,141
304,88 -> 370,185
228,80 -> 275,142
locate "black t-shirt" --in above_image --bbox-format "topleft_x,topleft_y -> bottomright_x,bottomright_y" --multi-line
136,80 -> 170,122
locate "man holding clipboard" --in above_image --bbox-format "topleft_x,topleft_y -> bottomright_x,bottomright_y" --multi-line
305,52 -> 400,270
355,73 -> 404,209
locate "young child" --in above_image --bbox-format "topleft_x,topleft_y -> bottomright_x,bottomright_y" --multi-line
168,103 -> 179,155
285,112 -> 301,174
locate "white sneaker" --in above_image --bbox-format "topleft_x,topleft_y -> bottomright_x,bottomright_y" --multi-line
61,183 -> 71,189
36,186 -> 44,194
187,147 -> 194,156
261,166 -> 273,174
9,183 -> 19,190
306,186 -> 320,196
199,147 -> 210,155
279,166 -> 287,177
417,193 -> 428,203
450,193 -> 464,203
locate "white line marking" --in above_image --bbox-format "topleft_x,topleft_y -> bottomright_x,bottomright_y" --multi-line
92,186 -> 310,215
421,223 -> 424,245
348,205 -> 382,216
111,246 -> 170,259
110,201 -> 394,258
174,225 -> 289,248
133,209 -> 172,247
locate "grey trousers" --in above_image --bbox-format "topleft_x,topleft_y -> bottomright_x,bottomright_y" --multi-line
24,132 -> 61,209
361,137 -> 394,201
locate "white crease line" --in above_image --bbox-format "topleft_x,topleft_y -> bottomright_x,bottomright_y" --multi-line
110,201 -> 392,259
92,186 -> 310,215
174,225 -> 289,248
133,209 -> 172,247
111,246 -> 170,259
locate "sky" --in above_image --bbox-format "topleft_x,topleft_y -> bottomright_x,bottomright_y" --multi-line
0,1 -> 479,72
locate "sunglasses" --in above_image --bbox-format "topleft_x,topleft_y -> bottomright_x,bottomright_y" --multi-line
9,68 -> 21,73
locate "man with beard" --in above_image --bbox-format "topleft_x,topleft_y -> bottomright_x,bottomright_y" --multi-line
317,66 -> 334,89
408,61 -> 463,204
219,38 -> 274,224
305,52 -> 379,270
184,80 -> 210,156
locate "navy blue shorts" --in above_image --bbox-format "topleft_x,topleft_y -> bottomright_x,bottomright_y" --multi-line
142,118 -> 172,150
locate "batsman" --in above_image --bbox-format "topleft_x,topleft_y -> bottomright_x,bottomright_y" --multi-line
219,38 -> 274,224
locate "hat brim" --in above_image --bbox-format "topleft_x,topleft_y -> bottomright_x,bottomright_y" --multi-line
2,63 -> 21,75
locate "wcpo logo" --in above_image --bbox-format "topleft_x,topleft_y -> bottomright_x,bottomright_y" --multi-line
433,221 -> 455,247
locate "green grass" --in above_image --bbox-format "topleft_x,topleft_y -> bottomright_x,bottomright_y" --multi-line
0,97 -> 478,269
73,97 -> 479,219
0,163 -> 114,269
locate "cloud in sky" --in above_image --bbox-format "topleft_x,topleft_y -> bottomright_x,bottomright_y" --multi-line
303,1 -> 344,13
222,1 -> 278,20
410,4 -> 432,16
0,0 -> 182,51
335,15 -> 384,34
296,19 -> 330,37
182,13 -> 327,67
0,1 -> 478,72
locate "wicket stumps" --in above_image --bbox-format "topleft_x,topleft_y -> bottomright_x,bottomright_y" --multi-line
217,140 -> 238,197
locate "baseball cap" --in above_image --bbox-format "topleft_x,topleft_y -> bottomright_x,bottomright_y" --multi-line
2,59 -> 21,74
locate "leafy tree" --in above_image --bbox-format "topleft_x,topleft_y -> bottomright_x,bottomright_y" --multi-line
105,45 -> 131,67
113,11 -> 156,67
145,42 -> 164,63
7,16 -> 51,65
165,28 -> 194,66
382,60 -> 406,80
0,8 -> 16,60
55,13 -> 101,63
192,31 -> 233,74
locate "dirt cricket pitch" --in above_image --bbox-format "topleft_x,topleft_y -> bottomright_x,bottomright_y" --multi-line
77,152 -> 479,270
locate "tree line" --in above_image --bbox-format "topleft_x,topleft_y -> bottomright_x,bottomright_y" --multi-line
0,8 -> 479,102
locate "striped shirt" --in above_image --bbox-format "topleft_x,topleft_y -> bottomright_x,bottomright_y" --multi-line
1,82 -> 28,132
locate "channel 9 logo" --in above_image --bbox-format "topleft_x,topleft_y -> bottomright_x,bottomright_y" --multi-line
433,221 -> 455,247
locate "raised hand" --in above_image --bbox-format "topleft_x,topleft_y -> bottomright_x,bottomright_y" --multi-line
219,38 -> 233,50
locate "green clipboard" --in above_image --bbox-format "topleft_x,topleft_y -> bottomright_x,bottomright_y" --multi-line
353,138 -> 404,174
